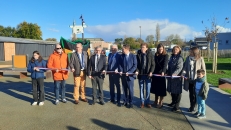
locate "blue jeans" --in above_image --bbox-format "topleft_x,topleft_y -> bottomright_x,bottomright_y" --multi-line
196,94 -> 206,115
54,80 -> 66,100
138,76 -> 151,104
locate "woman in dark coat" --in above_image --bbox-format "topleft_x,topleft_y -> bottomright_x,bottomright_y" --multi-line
166,46 -> 184,111
150,44 -> 169,108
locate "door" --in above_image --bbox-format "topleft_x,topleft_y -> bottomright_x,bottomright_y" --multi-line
4,42 -> 15,61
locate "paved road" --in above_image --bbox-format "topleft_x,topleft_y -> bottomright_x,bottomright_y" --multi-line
0,74 -> 193,130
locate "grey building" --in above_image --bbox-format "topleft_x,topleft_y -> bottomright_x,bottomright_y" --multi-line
0,36 -> 58,61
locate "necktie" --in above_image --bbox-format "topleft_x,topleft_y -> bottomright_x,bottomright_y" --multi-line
109,54 -> 115,70
95,55 -> 99,71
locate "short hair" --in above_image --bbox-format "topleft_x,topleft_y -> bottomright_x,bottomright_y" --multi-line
156,43 -> 167,55
172,45 -> 182,54
55,43 -> 61,48
123,44 -> 130,49
140,43 -> 148,48
76,43 -> 83,47
190,47 -> 200,59
111,44 -> 118,49
95,46 -> 102,50
197,69 -> 205,75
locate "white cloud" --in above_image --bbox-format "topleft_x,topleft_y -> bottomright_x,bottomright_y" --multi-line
85,19 -> 203,41
48,28 -> 59,32
217,25 -> 231,32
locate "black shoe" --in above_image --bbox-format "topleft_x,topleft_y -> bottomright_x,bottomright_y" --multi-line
167,103 -> 175,107
100,101 -> 105,105
122,102 -> 128,106
117,102 -> 121,107
129,104 -> 133,108
91,101 -> 96,105
188,108 -> 195,112
172,107 -> 180,112
110,100 -> 116,104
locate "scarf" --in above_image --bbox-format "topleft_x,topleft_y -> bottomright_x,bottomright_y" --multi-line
196,76 -> 206,83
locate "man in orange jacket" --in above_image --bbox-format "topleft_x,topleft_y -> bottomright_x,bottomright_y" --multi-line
47,44 -> 69,105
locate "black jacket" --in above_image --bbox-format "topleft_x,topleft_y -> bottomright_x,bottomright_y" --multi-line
136,49 -> 155,79
87,54 -> 107,78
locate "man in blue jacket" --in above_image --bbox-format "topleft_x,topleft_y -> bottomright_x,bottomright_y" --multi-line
107,44 -> 121,106
119,44 -> 137,108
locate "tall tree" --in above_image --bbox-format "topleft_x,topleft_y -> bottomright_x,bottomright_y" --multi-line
123,37 -> 140,49
16,21 -> 42,40
136,38 -> 144,43
156,23 -> 160,42
165,34 -> 185,47
146,35 -> 154,44
0,26 -> 17,37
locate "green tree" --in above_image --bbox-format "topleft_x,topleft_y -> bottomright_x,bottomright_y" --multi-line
123,37 -> 140,49
146,35 -> 154,44
0,26 -> 17,37
165,34 -> 185,47
16,21 -> 42,40
115,38 -> 123,43
136,38 -> 144,43
45,38 -> 57,41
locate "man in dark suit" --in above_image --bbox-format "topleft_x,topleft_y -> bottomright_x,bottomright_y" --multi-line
119,44 -> 137,108
107,44 -> 121,106
87,46 -> 107,105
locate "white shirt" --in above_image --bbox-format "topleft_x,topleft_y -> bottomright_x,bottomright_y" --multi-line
95,54 -> 100,71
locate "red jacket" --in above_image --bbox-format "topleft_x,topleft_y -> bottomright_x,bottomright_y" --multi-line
47,51 -> 69,80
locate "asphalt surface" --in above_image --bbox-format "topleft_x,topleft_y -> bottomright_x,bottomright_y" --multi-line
0,73 -> 193,130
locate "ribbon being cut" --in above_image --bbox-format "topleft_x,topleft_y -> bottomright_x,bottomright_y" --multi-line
36,68 -> 185,78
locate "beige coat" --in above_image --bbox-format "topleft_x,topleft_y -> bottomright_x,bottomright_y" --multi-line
182,56 -> 206,91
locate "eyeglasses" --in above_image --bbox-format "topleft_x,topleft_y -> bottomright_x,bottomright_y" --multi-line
56,48 -> 62,49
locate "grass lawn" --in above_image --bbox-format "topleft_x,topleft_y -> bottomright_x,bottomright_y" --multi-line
205,58 -> 231,88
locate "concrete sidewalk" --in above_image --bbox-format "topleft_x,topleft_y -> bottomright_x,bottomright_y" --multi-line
180,86 -> 231,130
0,75 -> 192,130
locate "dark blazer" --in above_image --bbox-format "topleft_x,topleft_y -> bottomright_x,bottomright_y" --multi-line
119,53 -> 137,80
136,49 -> 155,79
87,54 -> 107,78
69,51 -> 89,77
107,52 -> 121,71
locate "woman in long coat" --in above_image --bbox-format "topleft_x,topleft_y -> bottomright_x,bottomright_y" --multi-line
167,46 -> 184,111
182,47 -> 206,112
150,44 -> 169,108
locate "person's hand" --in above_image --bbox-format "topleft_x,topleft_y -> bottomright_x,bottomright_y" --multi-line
33,67 -> 37,70
115,69 -> 118,73
172,74 -> 177,76
56,69 -> 59,73
149,72 -> 152,77
102,70 -> 106,74
35,68 -> 40,71
88,76 -> 94,79
161,72 -> 164,76
126,72 -> 129,76
119,72 -> 122,76
71,69 -> 75,72
135,72 -> 138,75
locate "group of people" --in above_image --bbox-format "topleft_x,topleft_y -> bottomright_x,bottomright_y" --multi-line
27,42 -> 209,119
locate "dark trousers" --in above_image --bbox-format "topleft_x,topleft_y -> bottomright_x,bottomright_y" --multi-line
32,78 -> 45,102
109,74 -> 121,102
121,76 -> 134,104
171,93 -> 182,109
189,83 -> 196,110
91,76 -> 104,102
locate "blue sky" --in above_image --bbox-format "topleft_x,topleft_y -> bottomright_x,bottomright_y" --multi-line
1,0 -> 231,42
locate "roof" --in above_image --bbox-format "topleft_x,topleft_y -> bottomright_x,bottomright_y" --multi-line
0,36 -> 58,44
84,38 -> 104,41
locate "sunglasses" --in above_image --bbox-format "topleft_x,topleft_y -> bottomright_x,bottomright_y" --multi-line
56,48 -> 62,49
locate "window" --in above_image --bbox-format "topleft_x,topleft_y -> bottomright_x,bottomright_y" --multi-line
226,40 -> 229,44
218,40 -> 222,45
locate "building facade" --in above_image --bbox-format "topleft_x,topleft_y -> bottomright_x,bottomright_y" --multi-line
211,32 -> 231,50
0,36 -> 58,61
85,38 -> 112,50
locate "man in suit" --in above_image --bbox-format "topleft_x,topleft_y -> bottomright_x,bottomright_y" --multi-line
69,43 -> 89,104
87,46 -> 107,105
119,44 -> 137,108
107,44 -> 121,106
